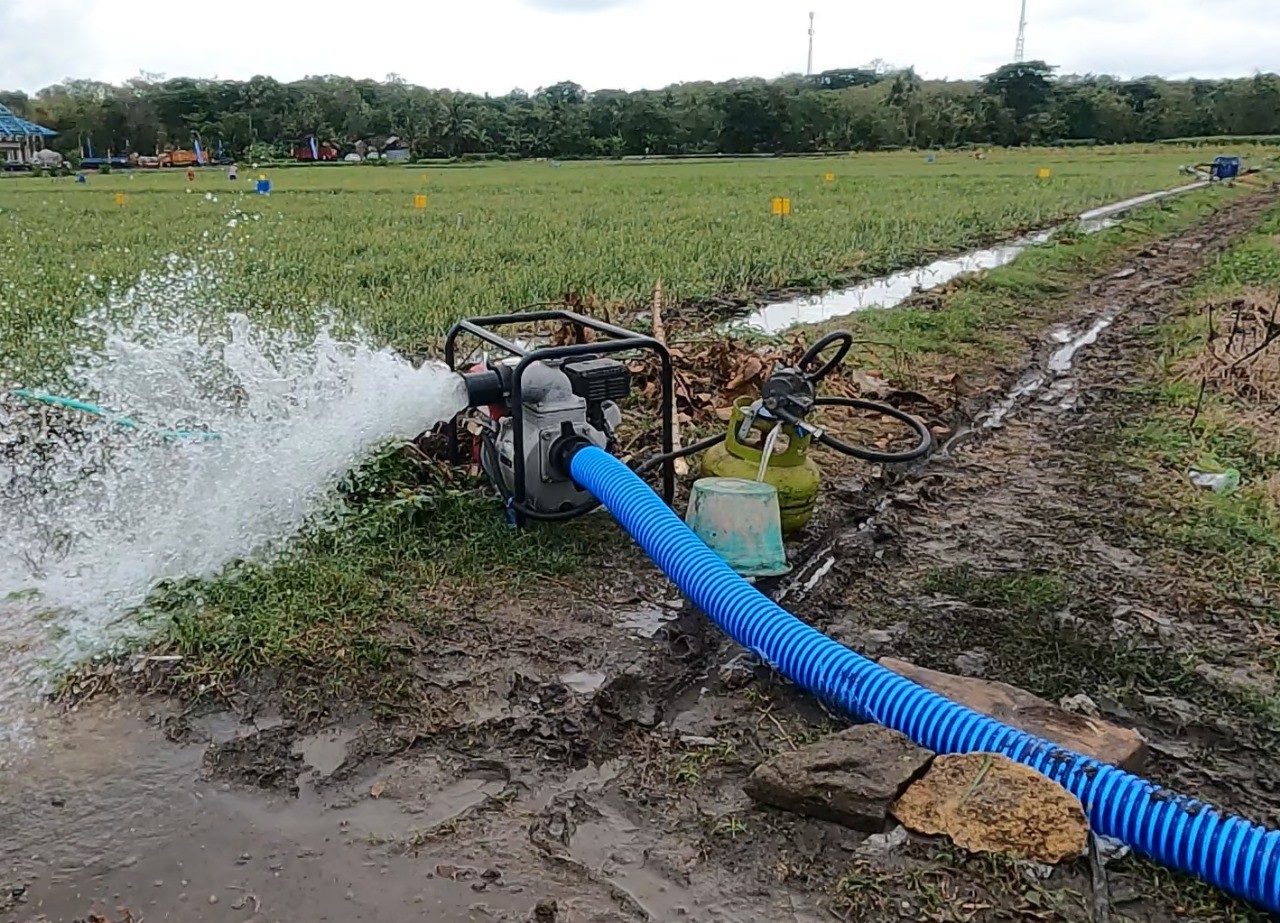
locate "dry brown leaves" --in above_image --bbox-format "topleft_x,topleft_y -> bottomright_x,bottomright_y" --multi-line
628,332 -> 940,429
1183,288 -> 1280,407
1175,289 -> 1280,461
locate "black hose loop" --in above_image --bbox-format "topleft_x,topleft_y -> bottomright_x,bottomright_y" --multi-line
798,330 -> 855,383
810,396 -> 932,463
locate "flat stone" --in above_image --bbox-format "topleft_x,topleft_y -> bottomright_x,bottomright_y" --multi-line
743,725 -> 933,832
892,752 -> 1089,865
880,658 -> 1147,772
953,649 -> 989,677
1193,662 -> 1276,697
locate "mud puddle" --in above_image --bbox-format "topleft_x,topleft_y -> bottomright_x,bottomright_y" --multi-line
736,182 -> 1210,334
5,663 -> 813,923
0,705 -> 594,922
977,304 -> 1124,431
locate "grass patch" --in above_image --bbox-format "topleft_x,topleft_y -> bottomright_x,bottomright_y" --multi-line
901,565 -> 1280,732
1119,197 -> 1280,588
922,565 -> 1068,616
1118,856 -> 1275,923
137,442 -> 619,716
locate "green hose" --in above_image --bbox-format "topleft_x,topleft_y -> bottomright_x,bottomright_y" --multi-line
8,388 -> 221,441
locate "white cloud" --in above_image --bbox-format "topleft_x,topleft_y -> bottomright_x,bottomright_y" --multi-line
0,0 -> 102,91
1,0 -> 1275,94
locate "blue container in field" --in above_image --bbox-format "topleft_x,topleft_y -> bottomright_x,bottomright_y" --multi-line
255,177 -> 272,194
1211,156 -> 1241,180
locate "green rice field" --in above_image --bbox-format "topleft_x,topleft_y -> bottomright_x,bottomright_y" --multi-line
0,146 -> 1239,382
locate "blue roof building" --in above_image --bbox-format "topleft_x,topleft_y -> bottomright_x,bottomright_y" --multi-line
0,103 -> 58,170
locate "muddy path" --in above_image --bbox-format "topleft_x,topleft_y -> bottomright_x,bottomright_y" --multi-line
6,191 -> 1280,923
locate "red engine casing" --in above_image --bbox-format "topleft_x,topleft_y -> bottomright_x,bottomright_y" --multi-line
468,362 -> 508,465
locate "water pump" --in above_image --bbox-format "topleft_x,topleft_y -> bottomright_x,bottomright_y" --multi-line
446,310 -> 676,525
447,315 -> 932,528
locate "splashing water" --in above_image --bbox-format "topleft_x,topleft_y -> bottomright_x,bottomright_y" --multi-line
0,261 -> 466,749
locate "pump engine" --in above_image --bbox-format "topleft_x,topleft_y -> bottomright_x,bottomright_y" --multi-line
447,310 -> 676,525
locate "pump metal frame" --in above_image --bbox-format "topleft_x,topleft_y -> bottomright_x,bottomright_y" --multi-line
445,310 -> 675,525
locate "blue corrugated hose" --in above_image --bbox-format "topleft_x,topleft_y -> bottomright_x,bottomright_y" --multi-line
568,444 -> 1280,913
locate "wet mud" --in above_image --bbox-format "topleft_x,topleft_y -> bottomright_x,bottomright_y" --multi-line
6,190 -> 1280,923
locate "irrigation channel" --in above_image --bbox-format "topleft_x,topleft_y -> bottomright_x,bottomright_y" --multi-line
737,180 -> 1209,333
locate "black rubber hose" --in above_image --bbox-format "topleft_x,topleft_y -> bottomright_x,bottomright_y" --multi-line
810,396 -> 932,463
633,432 -> 726,476
798,330 -> 855,383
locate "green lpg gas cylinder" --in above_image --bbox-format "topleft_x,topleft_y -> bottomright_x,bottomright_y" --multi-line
700,397 -> 821,535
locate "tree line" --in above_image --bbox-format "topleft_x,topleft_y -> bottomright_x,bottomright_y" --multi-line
3,63 -> 1279,162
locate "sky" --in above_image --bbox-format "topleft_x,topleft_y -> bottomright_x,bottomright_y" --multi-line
1,0 -> 1277,95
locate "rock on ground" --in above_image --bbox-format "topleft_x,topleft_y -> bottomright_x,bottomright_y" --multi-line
744,724 -> 933,832
880,658 -> 1148,772
892,752 -> 1089,865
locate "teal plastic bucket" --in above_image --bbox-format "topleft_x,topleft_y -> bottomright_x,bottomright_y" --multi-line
685,477 -> 791,577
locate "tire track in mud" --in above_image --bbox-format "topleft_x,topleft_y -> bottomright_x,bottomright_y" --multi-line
809,190 -> 1280,807
775,189 -> 1280,615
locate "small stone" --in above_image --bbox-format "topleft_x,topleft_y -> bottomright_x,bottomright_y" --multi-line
953,649 -> 989,677
1140,695 -> 1199,725
1194,662 -> 1276,697
471,881 -> 488,892
208,894 -> 218,905
49,795 -> 66,808
854,825 -> 909,858
835,622 -> 906,657
744,725 -> 933,832
345,889 -> 355,901
679,735 -> 719,747
718,654 -> 759,690
1059,694 -> 1100,717
892,752 -> 1088,865
533,899 -> 558,923
153,880 -> 164,888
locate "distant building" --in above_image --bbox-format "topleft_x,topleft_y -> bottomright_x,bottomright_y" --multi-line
381,135 -> 410,162
0,104 -> 57,170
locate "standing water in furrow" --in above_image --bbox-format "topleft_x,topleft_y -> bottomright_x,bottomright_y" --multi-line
0,261 -> 465,754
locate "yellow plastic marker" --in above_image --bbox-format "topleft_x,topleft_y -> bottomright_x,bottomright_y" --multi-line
824,172 -> 835,182
114,192 -> 126,206
413,194 -> 428,209
771,197 -> 792,217
1038,168 -> 1052,179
